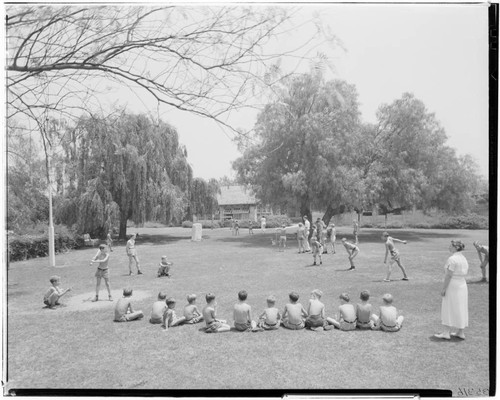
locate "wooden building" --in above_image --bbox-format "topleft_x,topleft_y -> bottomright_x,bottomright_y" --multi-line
217,185 -> 272,222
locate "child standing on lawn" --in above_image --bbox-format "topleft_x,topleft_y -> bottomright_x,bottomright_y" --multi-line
183,294 -> 204,324
233,290 -> 261,332
305,289 -> 333,331
106,230 -> 113,252
277,224 -> 287,251
372,293 -> 404,332
311,238 -> 323,265
150,291 -> 167,324
203,293 -> 231,333
281,291 -> 308,330
382,231 -> 409,282
157,255 -> 172,277
43,275 -> 71,308
114,288 -> 144,322
297,223 -> 306,253
248,220 -> 254,235
257,295 -> 282,330
126,233 -> 142,276
90,244 -> 112,302
356,290 -> 375,329
326,223 -> 336,254
327,293 -> 357,331
341,238 -> 359,270
162,298 -> 187,330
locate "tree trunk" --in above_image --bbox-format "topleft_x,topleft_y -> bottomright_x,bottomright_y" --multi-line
119,213 -> 128,240
322,204 -> 346,225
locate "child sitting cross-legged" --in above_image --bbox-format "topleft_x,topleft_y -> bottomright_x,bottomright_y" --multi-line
305,289 -> 334,331
257,295 -> 282,330
372,293 -> 404,332
183,294 -> 204,324
356,290 -> 375,330
327,292 -> 357,331
162,297 -> 187,331
281,291 -> 308,330
150,291 -> 167,324
202,293 -> 231,333
114,288 -> 144,322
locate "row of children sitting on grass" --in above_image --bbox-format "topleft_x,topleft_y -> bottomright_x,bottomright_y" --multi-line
113,287 -> 404,333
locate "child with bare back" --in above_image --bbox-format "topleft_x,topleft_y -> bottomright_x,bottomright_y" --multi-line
183,294 -> 204,324
162,298 -> 186,331
341,238 -> 359,270
327,293 -> 357,331
356,290 -> 375,329
233,290 -> 262,332
311,238 -> 323,266
281,291 -> 308,330
114,288 -> 144,322
150,291 -> 167,324
305,289 -> 333,331
372,293 -> 404,332
202,293 -> 230,333
257,295 -> 282,330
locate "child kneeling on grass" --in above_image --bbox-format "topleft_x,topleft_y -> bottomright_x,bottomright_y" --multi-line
183,294 -> 204,324
44,275 -> 71,308
202,293 -> 230,333
372,293 -> 404,332
114,288 -> 144,322
327,293 -> 357,331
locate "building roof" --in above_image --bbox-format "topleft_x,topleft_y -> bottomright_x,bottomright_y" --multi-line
217,185 -> 257,206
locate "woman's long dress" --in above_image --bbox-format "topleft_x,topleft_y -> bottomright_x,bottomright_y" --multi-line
441,252 -> 469,329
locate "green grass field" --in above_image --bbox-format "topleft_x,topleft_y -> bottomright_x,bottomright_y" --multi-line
6,227 -> 491,394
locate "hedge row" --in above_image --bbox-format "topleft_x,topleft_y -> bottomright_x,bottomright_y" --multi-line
182,215 -> 294,230
8,227 -> 84,262
361,213 -> 489,230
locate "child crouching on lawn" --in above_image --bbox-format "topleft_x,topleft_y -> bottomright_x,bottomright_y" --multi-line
44,275 -> 71,308
114,288 -> 144,322
258,295 -> 281,330
183,294 -> 204,324
162,298 -> 186,331
281,291 -> 308,330
157,255 -> 172,277
202,293 -> 230,333
305,289 -> 333,331
372,293 -> 404,332
150,291 -> 167,324
233,290 -> 262,332
327,293 -> 357,331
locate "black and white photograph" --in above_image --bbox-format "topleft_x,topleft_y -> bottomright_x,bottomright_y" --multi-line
3,1 -> 494,396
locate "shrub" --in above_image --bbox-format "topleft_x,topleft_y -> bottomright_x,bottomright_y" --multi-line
8,225 -> 82,262
263,215 -> 293,228
432,214 -> 489,230
181,221 -> 193,228
194,220 -> 221,229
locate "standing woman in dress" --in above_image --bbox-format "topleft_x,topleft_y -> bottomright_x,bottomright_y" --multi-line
434,240 -> 469,340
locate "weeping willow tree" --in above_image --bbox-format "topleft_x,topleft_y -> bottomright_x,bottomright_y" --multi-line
187,178 -> 220,220
55,112 -> 192,238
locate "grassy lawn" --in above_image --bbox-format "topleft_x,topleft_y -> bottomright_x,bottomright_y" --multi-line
6,227 -> 491,394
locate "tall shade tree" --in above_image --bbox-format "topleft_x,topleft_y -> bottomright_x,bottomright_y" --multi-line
187,178 -> 220,220
6,5 -> 296,133
55,112 -> 192,238
233,72 -> 361,224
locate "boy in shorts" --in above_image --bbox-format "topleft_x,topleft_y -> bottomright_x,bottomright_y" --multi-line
162,298 -> 187,330
372,293 -> 404,332
43,275 -> 72,308
203,293 -> 230,333
341,238 -> 359,270
281,291 -> 308,330
114,288 -> 144,322
278,224 -> 287,251
311,238 -> 323,265
157,255 -> 172,278
382,232 -> 409,281
183,294 -> 204,324
258,295 -> 282,330
327,293 -> 357,331
126,233 -> 142,275
90,244 -> 112,302
305,289 -> 333,331
356,290 -> 375,329
106,230 -> 113,252
150,291 -> 167,324
233,290 -> 261,331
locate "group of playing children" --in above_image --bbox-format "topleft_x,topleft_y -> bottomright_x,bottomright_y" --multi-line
110,287 -> 404,333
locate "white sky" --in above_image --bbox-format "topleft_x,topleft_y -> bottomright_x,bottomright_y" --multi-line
157,3 -> 490,180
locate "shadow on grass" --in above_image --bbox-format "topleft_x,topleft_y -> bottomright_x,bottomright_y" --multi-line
428,335 -> 465,342
134,234 -> 190,246
467,279 -> 489,285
